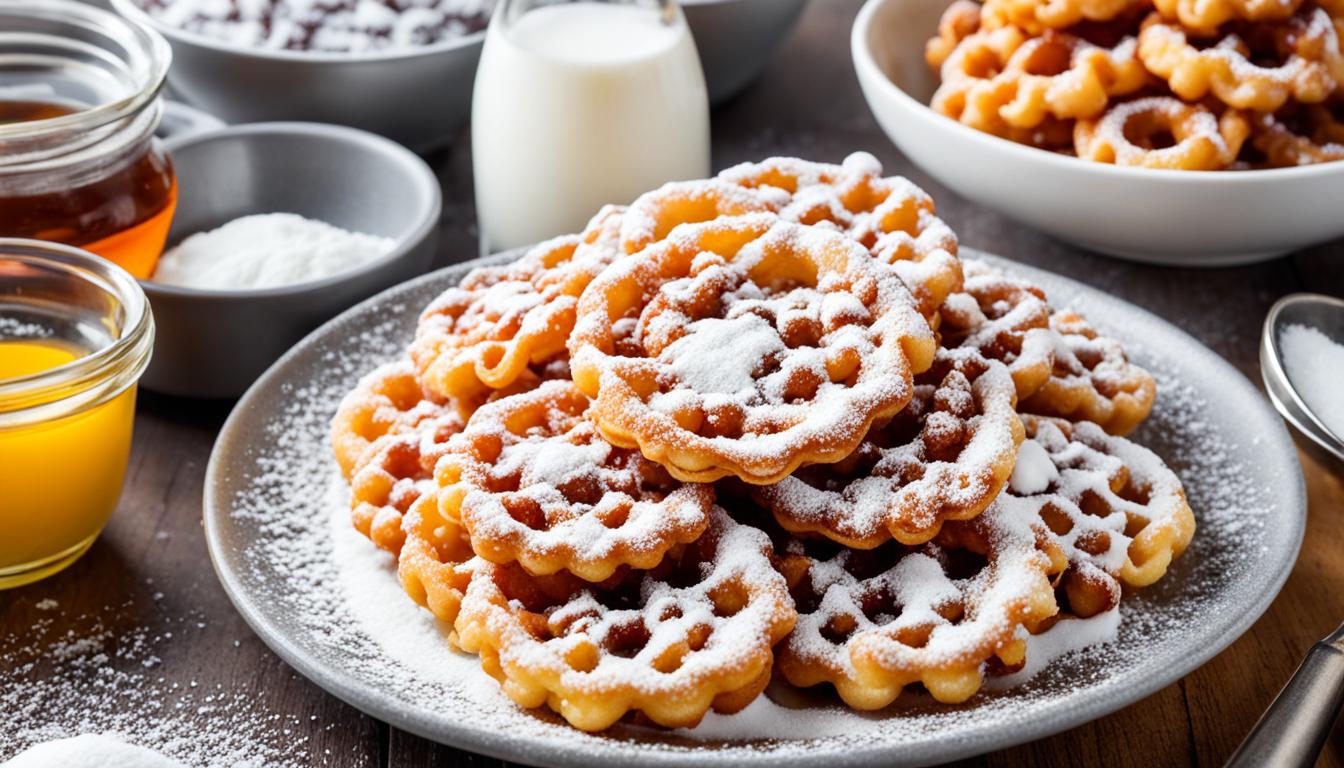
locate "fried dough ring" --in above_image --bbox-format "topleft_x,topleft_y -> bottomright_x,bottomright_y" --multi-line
569,215 -> 935,485
1074,96 -> 1250,169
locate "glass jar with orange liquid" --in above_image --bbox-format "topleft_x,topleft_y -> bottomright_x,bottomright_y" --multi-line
0,0 -> 176,279
0,239 -> 154,589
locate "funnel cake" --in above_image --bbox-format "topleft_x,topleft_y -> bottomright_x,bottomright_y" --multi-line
941,261 -> 1155,434
452,508 -> 796,731
331,359 -> 458,480
981,0 -> 1147,32
772,500 -> 1058,709
1154,0 -> 1304,32
1137,9 -> 1344,113
398,491 -> 476,635
1248,102 -> 1344,165
568,215 -> 936,485
934,27 -> 1148,129
938,260 -> 1056,400
927,0 -> 984,68
623,154 -> 963,319
716,153 -> 963,318
436,381 -> 714,582
332,360 -> 466,554
757,349 -> 1024,549
411,206 -> 624,406
1019,309 -> 1157,434
1008,415 -> 1195,589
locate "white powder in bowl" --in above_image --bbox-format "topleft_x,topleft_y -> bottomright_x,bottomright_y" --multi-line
2,734 -> 184,768
151,213 -> 396,291
1279,322 -> 1344,438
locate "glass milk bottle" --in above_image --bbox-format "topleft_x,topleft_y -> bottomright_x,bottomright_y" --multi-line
472,0 -> 711,253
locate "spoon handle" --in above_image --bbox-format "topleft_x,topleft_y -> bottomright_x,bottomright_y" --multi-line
1226,626 -> 1344,768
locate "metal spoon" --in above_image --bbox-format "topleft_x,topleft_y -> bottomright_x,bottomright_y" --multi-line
1226,294 -> 1344,767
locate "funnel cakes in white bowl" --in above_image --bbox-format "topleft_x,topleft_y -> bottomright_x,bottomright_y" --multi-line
852,0 -> 1344,264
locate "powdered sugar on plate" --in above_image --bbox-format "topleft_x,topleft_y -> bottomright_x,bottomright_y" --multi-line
203,250 -> 1300,766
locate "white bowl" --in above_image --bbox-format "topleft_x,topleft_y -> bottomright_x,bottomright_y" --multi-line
111,0 -> 483,151
851,0 -> 1344,266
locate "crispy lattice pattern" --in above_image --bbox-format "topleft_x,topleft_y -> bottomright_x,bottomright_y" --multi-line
772,501 -> 1057,709
1018,308 -> 1157,434
1137,9 -> 1344,112
397,491 -> 477,634
568,214 -> 936,485
410,206 -> 625,406
715,153 -> 963,318
331,361 -> 466,554
933,26 -> 1149,132
452,508 -> 796,731
757,349 -> 1024,549
942,415 -> 1194,622
622,154 -> 963,319
939,259 -> 1057,399
331,359 -> 455,479
941,260 -> 1155,434
1015,416 -> 1195,588
436,381 -> 715,582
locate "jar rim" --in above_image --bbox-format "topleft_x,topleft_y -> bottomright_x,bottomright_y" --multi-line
0,0 -> 172,142
0,239 -> 154,413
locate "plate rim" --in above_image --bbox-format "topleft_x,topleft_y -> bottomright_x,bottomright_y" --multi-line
203,247 -> 1306,768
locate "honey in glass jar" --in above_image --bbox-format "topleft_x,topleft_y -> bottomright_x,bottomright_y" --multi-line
0,239 -> 154,589
0,1 -> 176,279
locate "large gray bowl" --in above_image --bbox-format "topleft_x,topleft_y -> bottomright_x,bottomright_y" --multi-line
109,0 -> 482,151
683,0 -> 808,105
140,122 -> 440,399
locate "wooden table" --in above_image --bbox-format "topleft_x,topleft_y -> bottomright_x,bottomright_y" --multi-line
5,1 -> 1344,765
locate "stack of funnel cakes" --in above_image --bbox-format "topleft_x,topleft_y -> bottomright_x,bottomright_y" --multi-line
925,0 -> 1344,168
331,153 -> 1194,732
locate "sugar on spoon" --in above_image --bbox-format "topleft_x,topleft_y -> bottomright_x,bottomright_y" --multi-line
1225,293 -> 1344,767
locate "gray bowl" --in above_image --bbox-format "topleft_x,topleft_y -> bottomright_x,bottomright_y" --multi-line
109,0 -> 482,151
140,122 -> 440,399
683,0 -> 808,105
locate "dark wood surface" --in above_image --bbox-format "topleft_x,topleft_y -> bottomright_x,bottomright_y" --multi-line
5,0 -> 1344,765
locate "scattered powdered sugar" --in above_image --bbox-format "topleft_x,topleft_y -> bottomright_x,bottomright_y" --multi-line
0,598 -> 325,766
1278,322 -> 1344,438
208,255 -> 1292,762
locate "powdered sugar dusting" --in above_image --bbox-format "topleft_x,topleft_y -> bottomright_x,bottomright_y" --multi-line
205,252 -> 1297,763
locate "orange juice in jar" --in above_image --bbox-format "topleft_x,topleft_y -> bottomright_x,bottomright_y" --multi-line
0,0 -> 176,280
0,240 -> 153,588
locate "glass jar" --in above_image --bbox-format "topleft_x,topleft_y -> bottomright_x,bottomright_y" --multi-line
0,238 -> 154,589
0,0 -> 177,280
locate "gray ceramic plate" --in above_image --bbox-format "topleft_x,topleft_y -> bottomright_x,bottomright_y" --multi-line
204,248 -> 1305,768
